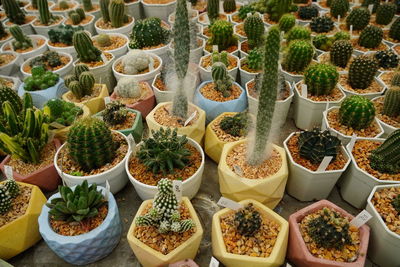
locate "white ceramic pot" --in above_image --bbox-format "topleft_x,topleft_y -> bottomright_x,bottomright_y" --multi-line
126,136 -> 205,200
112,52 -> 162,84
338,76 -> 386,100
128,41 -> 171,63
151,72 -> 197,104
3,18 -> 34,35
372,96 -> 399,137
31,16 -> 65,38
64,14 -> 96,35
283,132 -> 351,201
94,16 -> 135,37
125,0 -> 141,21
23,1 -> 55,15
280,64 -> 303,84
1,35 -> 48,61
141,0 -> 176,22
0,51 -> 23,76
92,33 -> 129,58
340,138 -> 400,209
20,52 -> 73,79
54,131 -> 130,194
0,33 -> 12,48
0,75 -> 21,91
46,31 -> 92,61
198,54 -> 239,82
238,58 -> 260,87
49,1 -> 79,17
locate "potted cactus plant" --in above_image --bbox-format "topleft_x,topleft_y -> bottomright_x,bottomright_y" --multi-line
239,48 -> 263,87
286,25 -> 312,43
205,19 -> 239,55
307,15 -> 338,36
0,180 -> 47,260
327,0 -> 349,21
199,51 -> 239,82
38,180 -> 122,265
94,0 -> 135,36
24,0 -> 55,14
262,0 -> 298,25
79,0 -> 102,20
317,39 -> 354,73
31,0 -> 65,38
126,128 -> 205,200
46,25 -> 85,60
340,129 -> 400,209
373,50 -> 399,73
338,7 -> 370,35
198,0 -> 228,25
3,0 -> 36,34
62,64 -> 109,114
64,7 -> 95,34
281,39 -> 314,83
0,96 -> 62,191
218,26 -> 288,209
283,128 -> 351,201
238,13 -> 265,56
351,25 -> 389,55
54,117 -> 131,193
212,199 -> 289,267
384,17 -> 400,47
373,2 -> 396,26
50,0 -> 79,16
0,50 -> 22,76
230,4 -> 255,24
92,33 -> 129,58
0,21 -> 12,48
295,4 -> 319,25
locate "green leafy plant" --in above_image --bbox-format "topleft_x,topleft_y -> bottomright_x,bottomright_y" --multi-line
339,95 -> 375,130
298,5 -> 319,20
304,63 -> 339,96
208,19 -> 238,51
358,25 -> 383,49
102,101 -> 129,126
212,62 -> 234,97
219,111 -> 249,137
43,99 -> 83,127
310,16 -> 334,33
282,39 -> 314,73
129,17 -> 171,49
9,25 -> 33,51
64,64 -> 95,100
48,25 -> 84,46
330,39 -> 353,68
369,129 -> 400,174
234,203 -> 261,236
3,0 -> 26,25
348,55 -> 378,90
23,67 -> 59,91
346,7 -> 370,31
73,31 -> 103,63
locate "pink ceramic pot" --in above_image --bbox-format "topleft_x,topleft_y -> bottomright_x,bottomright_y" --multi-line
0,139 -> 62,191
169,259 -> 199,267
110,82 -> 156,119
287,199 -> 370,267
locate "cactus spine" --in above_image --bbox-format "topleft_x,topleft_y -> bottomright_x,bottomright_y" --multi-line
73,31 -> 102,63
110,0 -> 125,28
383,86 -> 400,117
345,7 -> 370,31
330,40 -> 353,68
348,55 -> 378,90
282,39 -> 314,73
358,25 -> 383,49
247,26 -> 281,166
207,0 -> 219,23
3,0 -> 26,25
304,63 -> 339,96
212,62 -> 233,97
376,3 -> 396,25
244,14 -> 265,49
339,95 -> 375,130
100,0 -> 111,23
83,0 -> 94,11
369,129 -> 400,174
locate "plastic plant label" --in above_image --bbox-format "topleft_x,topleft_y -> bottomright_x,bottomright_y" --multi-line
349,25 -> 353,37
212,45 -> 219,52
301,84 -> 308,98
105,180 -> 111,201
217,197 -> 243,210
209,256 -> 219,267
104,96 -> 111,104
350,209 -> 372,228
49,121 -> 66,129
337,15 -> 341,24
184,110 -> 197,127
317,156 -> 333,172
347,134 -> 357,152
173,180 -> 183,203
368,4 -> 373,13
233,164 -> 243,176
4,165 -> 13,180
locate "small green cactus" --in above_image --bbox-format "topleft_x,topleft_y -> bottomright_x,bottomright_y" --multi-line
234,203 -> 261,236
238,5 -> 255,20
391,72 -> 400,86
73,31 -> 102,63
298,5 -> 319,20
96,34 -> 112,47
58,0 -> 69,9
369,129 -> 400,174
102,101 -> 129,126
0,86 -> 23,116
346,7 -> 370,31
312,34 -> 332,51
304,63 -> 339,96
348,55 -> 378,90
0,186 -> 11,215
330,0 -> 349,19
208,0 -> 220,23
286,25 -> 311,42
65,64 -> 95,99
282,39 -> 314,73
3,179 -> 20,198
265,0 -> 298,22
244,13 -> 265,48
38,0 -> 57,25
330,39 -> 353,68
389,17 -> 400,42
212,62 -> 234,97
212,51 -> 229,67
358,25 -> 383,49
376,2 -> 397,25
129,17 -> 171,49
339,95 -> 375,130
382,86 -> 400,118
223,0 -> 236,13
82,0 -> 94,11
219,111 -> 249,137
246,48 -> 263,71
208,20 -> 238,51
279,13 -> 296,33
9,25 -> 33,51
100,0 -> 110,23
310,16 -> 334,33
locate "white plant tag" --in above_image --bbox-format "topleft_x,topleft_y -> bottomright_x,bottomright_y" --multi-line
127,133 -> 136,153
184,111 -> 197,127
317,156 -> 333,172
4,165 -> 13,180
347,134 -> 357,152
350,209 -> 372,228
233,164 -> 243,176
349,25 -> 353,37
50,121 -> 66,129
105,180 -> 110,201
301,84 -> 308,98
209,257 -> 219,267
173,180 -> 183,203
337,15 -> 341,24
217,197 -> 243,210
104,96 -> 111,104
368,4 -> 373,13
212,45 -> 219,52
321,120 -> 327,131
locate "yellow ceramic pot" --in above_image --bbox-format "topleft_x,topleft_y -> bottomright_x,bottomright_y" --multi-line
218,140 -> 288,209
212,199 -> 289,267
0,182 -> 47,260
62,84 -> 109,114
146,102 -> 206,145
127,197 -> 204,267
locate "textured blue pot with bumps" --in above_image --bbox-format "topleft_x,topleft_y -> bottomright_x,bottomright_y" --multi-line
38,186 -> 122,265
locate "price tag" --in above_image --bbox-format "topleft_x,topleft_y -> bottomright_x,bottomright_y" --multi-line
184,110 -> 197,127
50,121 -> 66,129
173,180 -> 183,202
347,134 -> 357,152
217,197 -> 243,210
368,4 -> 373,13
233,164 -> 243,176
209,256 -> 219,267
4,165 -> 13,180
317,156 -> 333,172
350,209 -> 372,228
104,96 -> 111,104
349,25 -> 353,37
212,45 -> 218,52
301,84 -> 308,98
105,180 -> 110,201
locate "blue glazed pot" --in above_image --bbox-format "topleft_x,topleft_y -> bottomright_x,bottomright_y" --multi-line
38,186 -> 122,265
18,78 -> 68,108
194,81 -> 247,123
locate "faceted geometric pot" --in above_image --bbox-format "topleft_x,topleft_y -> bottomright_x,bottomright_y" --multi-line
62,83 -> 109,114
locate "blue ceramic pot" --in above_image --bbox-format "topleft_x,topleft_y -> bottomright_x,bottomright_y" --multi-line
194,81 -> 247,123
38,186 -> 122,265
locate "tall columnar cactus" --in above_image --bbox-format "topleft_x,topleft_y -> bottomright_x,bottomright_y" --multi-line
376,3 -> 397,25
209,20 -> 237,51
100,0 -> 110,23
310,16 -> 334,33
244,14 -> 265,48
212,62 -> 233,97
286,25 -> 311,42
38,0 -> 56,25
207,0 -> 219,23
369,129 -> 400,174
265,0 -> 298,22
0,86 -> 23,116
83,0 -> 94,11
73,31 -> 102,63
330,40 -> 353,68
304,63 -> 339,96
348,55 -> 378,90
64,64 -> 95,99
247,26 -> 280,166
345,7 -> 370,31
358,25 -> 383,49
172,0 -> 190,119
389,17 -> 400,42
68,117 -> 116,171
9,25 -> 33,51
383,86 -> 400,117
223,0 -> 236,13
339,95 -> 375,130
109,0 -> 125,28
3,0 -> 26,25
282,39 -> 314,73
129,17 -> 171,49
279,13 -> 296,33
330,0 -> 349,18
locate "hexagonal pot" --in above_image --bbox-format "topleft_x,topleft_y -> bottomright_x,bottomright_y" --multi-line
338,75 -> 386,100
218,139 -> 289,209
127,197 -> 203,267
287,199 -> 370,267
366,184 -> 400,267
212,199 -> 289,267
0,51 -> 23,76
0,139 -> 62,191
141,0 -> 176,22
198,53 -> 239,82
31,16 -> 65,38
52,105 -> 91,142
372,96 -> 398,137
20,52 -> 73,79
38,185 -> 122,265
0,182 -> 47,260
283,132 -> 351,201
62,83 -> 109,114
146,102 -> 206,144
1,34 -> 48,61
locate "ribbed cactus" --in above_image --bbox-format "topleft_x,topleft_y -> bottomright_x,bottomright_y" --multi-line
339,95 -> 375,130
100,0 -> 110,23
172,0 -> 190,119
348,55 -> 378,89
65,64 -> 95,99
209,20 -> 237,51
358,25 -> 383,49
69,8 -> 86,25
223,0 -> 236,13
298,5 -> 319,20
330,0 -> 349,18
376,3 -> 396,25
212,62 -> 233,97
129,17 -> 171,49
73,31 -> 102,63
330,40 -> 353,68
212,51 -> 229,66
286,25 -> 311,42
310,16 -> 334,33
67,117 -> 116,171
247,26 -> 281,166
304,63 -> 339,96
369,129 -> 400,174
391,72 -> 400,86
38,0 -> 56,25
0,86 -> 22,116
389,17 -> 400,42
207,0 -> 219,23
244,14 -> 265,48
282,39 -> 314,73
383,86 -> 400,117
110,0 -> 125,28
345,7 -> 370,31
82,0 -> 94,11
265,0 -> 298,22
3,0 -> 26,25
279,13 -> 296,33
9,25 -> 33,51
